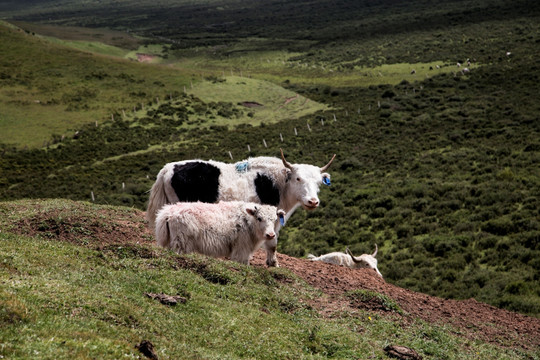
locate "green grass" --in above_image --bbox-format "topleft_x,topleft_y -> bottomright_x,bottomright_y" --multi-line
46,38 -> 131,58
0,22 -> 190,148
170,43 -> 472,87
8,21 -> 143,50
0,0 -> 539,336
0,22 -> 332,148
0,23 -> 462,146
345,289 -> 404,314
0,199 -> 534,359
189,75 -> 330,126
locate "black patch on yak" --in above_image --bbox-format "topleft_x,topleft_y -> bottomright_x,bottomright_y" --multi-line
254,173 -> 280,206
171,162 -> 220,203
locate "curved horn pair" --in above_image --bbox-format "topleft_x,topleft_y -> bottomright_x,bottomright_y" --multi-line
280,148 -> 336,171
346,244 -> 378,263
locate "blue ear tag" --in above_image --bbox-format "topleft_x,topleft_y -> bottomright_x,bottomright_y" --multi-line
279,214 -> 285,226
323,176 -> 331,186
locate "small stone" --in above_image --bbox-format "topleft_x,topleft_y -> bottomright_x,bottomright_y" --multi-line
145,292 -> 187,306
136,340 -> 158,360
384,345 -> 422,360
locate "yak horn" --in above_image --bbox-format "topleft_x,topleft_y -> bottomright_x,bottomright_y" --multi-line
320,154 -> 336,172
372,244 -> 378,257
346,247 -> 361,263
280,148 -> 293,170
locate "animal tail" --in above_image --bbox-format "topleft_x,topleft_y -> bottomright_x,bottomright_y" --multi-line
154,212 -> 171,249
146,167 -> 171,229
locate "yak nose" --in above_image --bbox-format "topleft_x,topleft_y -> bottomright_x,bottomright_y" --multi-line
308,198 -> 319,207
266,232 -> 276,240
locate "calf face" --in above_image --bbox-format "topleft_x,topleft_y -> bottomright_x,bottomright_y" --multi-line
245,205 -> 286,242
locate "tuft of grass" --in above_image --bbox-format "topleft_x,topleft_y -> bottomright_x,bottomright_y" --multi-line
0,289 -> 31,325
346,289 -> 404,314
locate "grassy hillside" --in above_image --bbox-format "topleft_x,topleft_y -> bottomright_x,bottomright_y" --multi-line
1,50 -> 538,318
3,0 -> 537,43
0,22 -> 189,148
0,22 -> 328,148
1,199 -> 537,359
0,0 -> 539,322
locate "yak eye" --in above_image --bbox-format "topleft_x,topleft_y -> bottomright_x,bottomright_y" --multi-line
296,177 -> 301,182
257,217 -> 262,222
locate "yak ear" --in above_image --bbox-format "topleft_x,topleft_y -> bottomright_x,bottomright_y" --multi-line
277,209 -> 286,226
322,173 -> 331,186
281,168 -> 292,181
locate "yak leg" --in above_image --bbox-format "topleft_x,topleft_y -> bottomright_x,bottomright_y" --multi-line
263,238 -> 279,267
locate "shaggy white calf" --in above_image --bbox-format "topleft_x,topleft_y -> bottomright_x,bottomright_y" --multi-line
155,201 -> 285,265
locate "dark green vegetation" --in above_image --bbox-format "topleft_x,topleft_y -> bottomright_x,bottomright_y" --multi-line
3,0 -> 538,56
1,0 -> 539,322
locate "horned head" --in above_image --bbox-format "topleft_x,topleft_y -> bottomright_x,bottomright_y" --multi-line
279,149 -> 336,210
280,148 -> 336,172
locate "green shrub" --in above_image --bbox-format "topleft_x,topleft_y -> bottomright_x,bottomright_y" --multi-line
345,289 -> 403,314
483,217 -> 516,236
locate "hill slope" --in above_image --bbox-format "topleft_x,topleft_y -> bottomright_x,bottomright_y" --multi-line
0,0 -> 539,326
0,22 -> 190,148
1,199 -> 538,359
0,22 -> 328,148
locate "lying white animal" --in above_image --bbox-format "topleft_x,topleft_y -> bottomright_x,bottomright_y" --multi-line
307,245 -> 383,278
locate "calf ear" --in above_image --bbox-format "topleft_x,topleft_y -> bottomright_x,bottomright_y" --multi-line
246,206 -> 257,217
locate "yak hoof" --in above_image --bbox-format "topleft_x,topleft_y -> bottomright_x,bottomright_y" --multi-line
266,259 -> 279,267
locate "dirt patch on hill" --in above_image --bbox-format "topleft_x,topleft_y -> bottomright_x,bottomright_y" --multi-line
136,53 -> 157,63
249,250 -> 540,352
9,202 -> 153,248
239,101 -> 264,108
9,204 -> 539,352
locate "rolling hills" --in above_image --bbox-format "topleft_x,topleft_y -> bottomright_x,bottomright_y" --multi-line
0,1 -> 539,357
